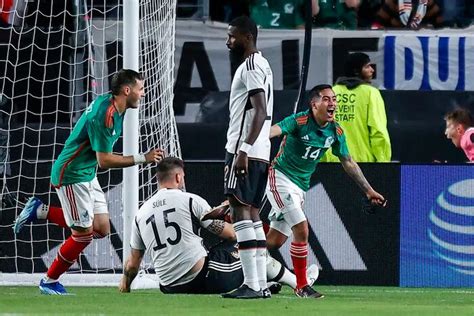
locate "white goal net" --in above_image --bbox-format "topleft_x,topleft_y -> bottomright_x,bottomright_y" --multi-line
0,0 -> 179,286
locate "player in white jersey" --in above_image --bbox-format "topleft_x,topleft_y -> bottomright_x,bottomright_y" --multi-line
223,16 -> 274,299
119,157 -> 317,295
119,157 -> 240,294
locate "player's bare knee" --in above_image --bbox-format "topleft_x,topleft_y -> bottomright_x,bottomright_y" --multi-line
249,207 -> 261,222
291,221 -> 309,243
266,229 -> 287,249
71,226 -> 94,235
93,214 -> 110,237
228,197 -> 251,222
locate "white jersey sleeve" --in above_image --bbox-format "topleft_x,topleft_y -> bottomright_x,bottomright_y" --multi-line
130,217 -> 146,250
188,193 -> 213,228
225,52 -> 274,161
243,56 -> 266,94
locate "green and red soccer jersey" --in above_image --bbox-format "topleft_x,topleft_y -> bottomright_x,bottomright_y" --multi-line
272,110 -> 350,191
51,94 -> 124,187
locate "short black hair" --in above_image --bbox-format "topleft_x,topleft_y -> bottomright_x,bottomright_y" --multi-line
308,84 -> 333,109
444,107 -> 474,129
155,157 -> 184,183
110,69 -> 144,96
344,53 -> 371,77
229,16 -> 258,44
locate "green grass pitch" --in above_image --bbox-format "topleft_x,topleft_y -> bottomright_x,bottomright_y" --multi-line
0,286 -> 473,315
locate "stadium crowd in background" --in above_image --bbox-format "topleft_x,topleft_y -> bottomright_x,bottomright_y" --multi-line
204,0 -> 474,29
3,1 -> 472,29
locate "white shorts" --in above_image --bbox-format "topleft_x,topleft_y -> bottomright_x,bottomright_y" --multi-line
265,167 -> 306,237
55,177 -> 108,229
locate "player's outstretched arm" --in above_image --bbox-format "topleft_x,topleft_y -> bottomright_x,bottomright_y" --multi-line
97,149 -> 164,169
339,155 -> 386,206
119,248 -> 145,293
269,124 -> 282,139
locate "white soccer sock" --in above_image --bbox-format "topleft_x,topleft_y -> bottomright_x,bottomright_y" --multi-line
42,276 -> 58,284
233,220 -> 259,291
253,221 -> 267,290
266,253 -> 297,289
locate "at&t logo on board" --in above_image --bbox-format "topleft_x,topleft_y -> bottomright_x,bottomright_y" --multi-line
428,179 -> 474,275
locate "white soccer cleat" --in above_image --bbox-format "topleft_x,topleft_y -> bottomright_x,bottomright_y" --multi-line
13,197 -> 43,234
130,270 -> 161,290
307,264 -> 320,287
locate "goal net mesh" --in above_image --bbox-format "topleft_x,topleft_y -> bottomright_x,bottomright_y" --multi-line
0,0 -> 179,285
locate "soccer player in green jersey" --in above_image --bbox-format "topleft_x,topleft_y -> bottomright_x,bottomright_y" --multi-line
266,84 -> 387,298
12,69 -> 163,295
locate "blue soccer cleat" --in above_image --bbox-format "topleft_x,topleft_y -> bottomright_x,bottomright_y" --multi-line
39,279 -> 69,295
13,197 -> 43,234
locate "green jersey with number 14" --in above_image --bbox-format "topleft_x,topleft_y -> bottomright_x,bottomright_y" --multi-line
51,94 -> 124,187
272,110 -> 350,191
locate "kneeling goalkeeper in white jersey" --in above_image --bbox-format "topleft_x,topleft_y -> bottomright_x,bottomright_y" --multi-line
119,157 -> 316,295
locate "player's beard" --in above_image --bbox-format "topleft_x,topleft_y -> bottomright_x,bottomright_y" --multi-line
229,43 -> 245,65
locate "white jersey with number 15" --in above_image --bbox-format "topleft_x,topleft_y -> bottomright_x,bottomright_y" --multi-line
130,188 -> 212,286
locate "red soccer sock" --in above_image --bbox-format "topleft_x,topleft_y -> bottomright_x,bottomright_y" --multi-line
290,241 -> 308,289
47,206 -> 67,228
47,233 -> 93,280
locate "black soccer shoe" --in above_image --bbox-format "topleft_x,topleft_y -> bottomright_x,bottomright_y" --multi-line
221,284 -> 262,299
268,282 -> 282,295
261,288 -> 272,299
294,285 -> 324,299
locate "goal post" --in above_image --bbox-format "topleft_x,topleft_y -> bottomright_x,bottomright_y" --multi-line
0,0 -> 180,286
122,0 -> 140,269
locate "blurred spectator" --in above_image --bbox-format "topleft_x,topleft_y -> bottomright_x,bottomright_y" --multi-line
358,0 -> 383,28
313,0 -> 360,30
321,53 -> 391,162
249,0 -> 317,29
374,0 -> 443,29
210,0 -> 249,23
439,0 -> 473,27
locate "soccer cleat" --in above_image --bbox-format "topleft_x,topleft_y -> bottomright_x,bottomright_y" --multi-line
294,285 -> 324,299
268,282 -> 282,295
307,264 -> 320,287
13,197 -> 43,234
39,279 -> 69,295
221,284 -> 262,299
261,288 -> 272,299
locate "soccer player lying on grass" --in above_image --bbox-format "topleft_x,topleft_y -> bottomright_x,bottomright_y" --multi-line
444,107 -> 474,162
265,84 -> 387,298
119,157 -> 318,296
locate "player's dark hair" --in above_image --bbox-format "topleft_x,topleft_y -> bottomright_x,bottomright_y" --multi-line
344,52 -> 370,77
308,84 -> 333,109
110,69 -> 144,96
156,157 -> 184,183
229,16 -> 258,44
444,107 -> 474,128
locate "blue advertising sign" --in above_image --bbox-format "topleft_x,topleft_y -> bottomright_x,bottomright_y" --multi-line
400,165 -> 474,287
